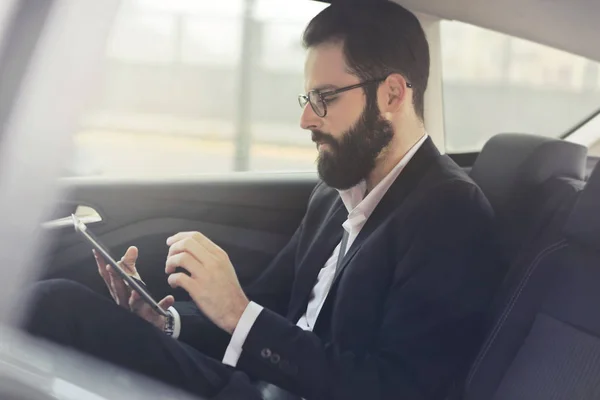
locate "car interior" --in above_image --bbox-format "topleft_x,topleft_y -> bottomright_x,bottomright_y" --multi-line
2,0 -> 600,398
42,135 -> 600,400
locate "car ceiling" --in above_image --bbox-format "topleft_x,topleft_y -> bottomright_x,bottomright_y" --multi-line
323,0 -> 600,63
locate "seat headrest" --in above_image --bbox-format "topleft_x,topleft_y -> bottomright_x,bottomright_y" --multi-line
470,133 -> 587,211
565,162 -> 600,250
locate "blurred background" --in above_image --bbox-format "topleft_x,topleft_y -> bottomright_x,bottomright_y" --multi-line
68,0 -> 600,177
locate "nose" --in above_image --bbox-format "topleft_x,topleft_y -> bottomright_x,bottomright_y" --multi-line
300,102 -> 322,131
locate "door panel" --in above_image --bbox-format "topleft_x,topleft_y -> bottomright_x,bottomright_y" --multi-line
40,172 -> 318,301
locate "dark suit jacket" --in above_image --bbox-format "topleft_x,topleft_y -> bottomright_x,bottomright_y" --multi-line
175,138 -> 503,399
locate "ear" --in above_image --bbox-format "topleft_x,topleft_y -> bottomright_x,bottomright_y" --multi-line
379,73 -> 409,113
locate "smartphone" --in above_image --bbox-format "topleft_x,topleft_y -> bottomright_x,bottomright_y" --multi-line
72,214 -> 169,317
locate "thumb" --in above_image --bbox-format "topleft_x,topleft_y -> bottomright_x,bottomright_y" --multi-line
158,295 -> 175,310
121,246 -> 139,272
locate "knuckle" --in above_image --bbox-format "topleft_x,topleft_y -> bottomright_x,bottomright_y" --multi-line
166,257 -> 176,270
170,254 -> 185,269
207,257 -> 219,269
183,237 -> 195,249
181,252 -> 193,266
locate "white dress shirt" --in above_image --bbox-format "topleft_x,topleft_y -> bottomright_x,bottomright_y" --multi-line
171,134 -> 429,368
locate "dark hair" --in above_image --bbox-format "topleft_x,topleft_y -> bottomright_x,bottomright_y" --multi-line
302,1 -> 430,121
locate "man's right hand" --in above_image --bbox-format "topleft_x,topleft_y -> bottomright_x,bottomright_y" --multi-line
94,246 -> 175,331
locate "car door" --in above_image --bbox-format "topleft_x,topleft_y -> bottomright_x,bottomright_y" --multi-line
40,173 -> 317,301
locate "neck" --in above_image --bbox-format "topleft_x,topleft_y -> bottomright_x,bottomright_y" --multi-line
365,121 -> 425,192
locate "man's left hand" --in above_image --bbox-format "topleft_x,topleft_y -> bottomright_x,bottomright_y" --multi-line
165,232 -> 249,334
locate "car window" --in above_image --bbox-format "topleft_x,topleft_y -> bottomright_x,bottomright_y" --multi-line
441,20 -> 600,153
68,0 -> 327,177
69,4 -> 600,177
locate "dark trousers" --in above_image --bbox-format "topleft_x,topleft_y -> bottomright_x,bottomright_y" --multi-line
22,279 -> 263,399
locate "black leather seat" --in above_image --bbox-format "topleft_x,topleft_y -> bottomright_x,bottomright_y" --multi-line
469,133 -> 587,263
463,161 -> 600,400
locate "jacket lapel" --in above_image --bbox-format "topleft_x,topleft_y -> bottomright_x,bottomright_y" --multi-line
330,138 -> 441,294
290,138 -> 441,326
287,200 -> 347,322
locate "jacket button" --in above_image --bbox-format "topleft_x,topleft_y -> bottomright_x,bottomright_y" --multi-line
270,353 -> 280,364
260,348 -> 272,359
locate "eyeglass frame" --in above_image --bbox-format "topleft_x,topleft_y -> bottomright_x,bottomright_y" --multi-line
298,77 -> 413,118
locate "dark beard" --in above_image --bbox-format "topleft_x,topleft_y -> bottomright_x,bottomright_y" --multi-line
312,94 -> 394,190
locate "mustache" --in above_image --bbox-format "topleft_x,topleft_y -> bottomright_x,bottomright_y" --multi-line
311,130 -> 338,148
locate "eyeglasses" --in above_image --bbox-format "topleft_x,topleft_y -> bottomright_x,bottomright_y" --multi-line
298,78 -> 412,118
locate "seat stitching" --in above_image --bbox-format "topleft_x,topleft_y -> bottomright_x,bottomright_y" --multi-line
465,239 -> 568,387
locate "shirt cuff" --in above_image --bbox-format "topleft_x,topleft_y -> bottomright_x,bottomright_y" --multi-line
222,301 -> 264,367
167,306 -> 182,339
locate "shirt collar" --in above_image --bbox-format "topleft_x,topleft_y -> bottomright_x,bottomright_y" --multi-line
338,133 -> 429,221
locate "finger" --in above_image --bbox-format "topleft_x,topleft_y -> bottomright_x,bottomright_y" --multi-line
109,271 -> 126,306
129,290 -> 143,313
166,232 -> 196,246
93,249 -> 106,268
94,250 -> 111,285
131,292 -> 175,312
167,236 -> 208,264
128,291 -> 157,325
167,273 -> 196,293
128,290 -> 156,315
108,274 -> 119,304
165,252 -> 202,276
158,295 -> 175,310
107,265 -> 130,307
167,232 -> 223,256
130,289 -> 140,302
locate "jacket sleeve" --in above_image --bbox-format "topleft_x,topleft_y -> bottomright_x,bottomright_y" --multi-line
172,218 -> 303,359
173,183 -> 322,359
235,182 -> 502,399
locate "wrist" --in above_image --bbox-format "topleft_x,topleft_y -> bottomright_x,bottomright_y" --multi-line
223,296 -> 250,334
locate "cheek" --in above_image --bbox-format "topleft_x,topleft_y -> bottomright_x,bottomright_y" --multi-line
324,99 -> 363,138
322,123 -> 345,142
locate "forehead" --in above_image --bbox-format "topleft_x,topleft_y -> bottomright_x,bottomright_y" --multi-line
304,42 -> 355,91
